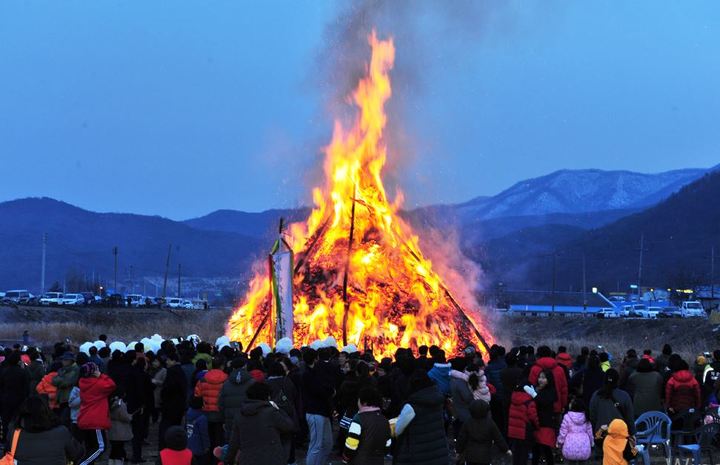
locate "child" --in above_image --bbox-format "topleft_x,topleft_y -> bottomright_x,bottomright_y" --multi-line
457,399 -> 511,465
595,419 -> 638,465
451,363 -> 492,403
342,387 -> 392,465
558,399 -> 593,464
157,425 -> 194,465
508,383 -> 539,465
186,397 -> 210,464
68,384 -> 81,438
108,387 -> 133,465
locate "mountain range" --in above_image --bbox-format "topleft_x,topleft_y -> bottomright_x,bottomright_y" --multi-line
0,166 -> 716,294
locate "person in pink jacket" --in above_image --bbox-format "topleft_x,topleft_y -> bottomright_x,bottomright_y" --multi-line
557,398 -> 594,463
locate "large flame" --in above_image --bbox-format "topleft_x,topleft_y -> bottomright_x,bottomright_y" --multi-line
228,32 -> 493,357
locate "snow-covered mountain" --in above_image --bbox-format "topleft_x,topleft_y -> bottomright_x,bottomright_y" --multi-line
455,168 -> 707,221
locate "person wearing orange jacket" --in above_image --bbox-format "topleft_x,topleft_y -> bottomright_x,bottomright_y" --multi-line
77,362 -> 117,465
194,357 -> 228,450
36,369 -> 60,410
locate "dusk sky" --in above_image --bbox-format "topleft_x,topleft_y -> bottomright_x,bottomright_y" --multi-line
1,1 -> 718,219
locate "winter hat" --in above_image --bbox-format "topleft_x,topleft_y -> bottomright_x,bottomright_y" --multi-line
80,362 -> 98,378
697,355 -> 708,366
164,425 -> 187,451
60,352 -> 76,361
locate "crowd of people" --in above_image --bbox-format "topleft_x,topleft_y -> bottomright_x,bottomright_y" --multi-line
0,335 -> 718,465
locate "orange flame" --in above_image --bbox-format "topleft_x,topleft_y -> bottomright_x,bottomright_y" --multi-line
228,31 -> 493,358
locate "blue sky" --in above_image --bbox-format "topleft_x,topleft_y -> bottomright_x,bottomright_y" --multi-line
1,1 -> 718,219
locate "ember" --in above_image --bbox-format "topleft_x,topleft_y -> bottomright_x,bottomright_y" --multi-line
227,31 -> 493,357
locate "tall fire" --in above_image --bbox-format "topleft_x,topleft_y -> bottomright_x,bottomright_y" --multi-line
227,32 -> 493,357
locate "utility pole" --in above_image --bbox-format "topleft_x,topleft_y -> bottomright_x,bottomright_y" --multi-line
177,263 -> 182,298
113,246 -> 119,291
129,265 -> 134,293
162,244 -> 172,298
582,253 -> 587,312
637,233 -> 645,301
712,246 -> 715,300
550,253 -> 557,315
40,233 -> 47,294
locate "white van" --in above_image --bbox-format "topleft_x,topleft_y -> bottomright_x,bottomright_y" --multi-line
681,301 -> 706,318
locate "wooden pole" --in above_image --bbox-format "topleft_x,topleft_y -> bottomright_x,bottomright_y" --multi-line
342,184 -> 358,347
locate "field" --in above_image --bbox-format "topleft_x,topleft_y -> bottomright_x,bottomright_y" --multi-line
1,305 -> 716,361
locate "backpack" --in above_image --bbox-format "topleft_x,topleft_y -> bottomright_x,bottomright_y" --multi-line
0,429 -> 20,465
705,366 -> 720,391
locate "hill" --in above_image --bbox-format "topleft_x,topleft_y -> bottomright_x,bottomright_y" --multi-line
0,198 -> 265,292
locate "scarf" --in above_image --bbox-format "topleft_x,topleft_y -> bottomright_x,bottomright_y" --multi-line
603,419 -> 629,465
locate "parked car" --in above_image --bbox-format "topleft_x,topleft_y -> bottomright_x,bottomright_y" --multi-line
126,294 -> 145,308
192,299 -> 209,310
40,292 -> 64,306
61,293 -> 85,306
596,308 -> 620,319
629,304 -> 656,318
620,305 -> 632,317
658,306 -> 682,318
166,297 -> 183,309
181,299 -> 194,309
102,293 -> 126,307
4,290 -> 32,305
646,307 -> 661,319
681,301 -> 706,318
79,292 -> 95,305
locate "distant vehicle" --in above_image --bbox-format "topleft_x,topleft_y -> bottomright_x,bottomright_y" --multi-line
681,301 -> 706,318
181,299 -> 194,309
40,292 -> 64,306
620,305 -> 632,317
102,293 -> 126,307
126,294 -> 145,308
646,307 -> 661,319
4,290 -> 32,305
596,308 -> 620,319
658,306 -> 682,318
166,297 -> 183,309
80,292 -> 96,305
61,293 -> 85,306
629,304 -> 653,318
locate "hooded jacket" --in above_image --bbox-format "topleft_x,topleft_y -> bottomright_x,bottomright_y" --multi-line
194,368 -> 228,422
161,365 -> 188,422
556,353 -> 573,372
36,371 -> 59,409
51,363 -> 79,404
186,407 -> 210,456
627,370 -> 663,416
427,363 -> 452,396
666,369 -> 701,412
507,391 -> 539,441
457,400 -> 508,464
558,411 -> 593,461
218,368 -> 254,432
529,357 -> 569,413
394,385 -> 448,465
450,371 -> 474,423
225,399 -> 295,465
78,374 -> 116,430
485,358 -> 507,400
108,398 -> 133,441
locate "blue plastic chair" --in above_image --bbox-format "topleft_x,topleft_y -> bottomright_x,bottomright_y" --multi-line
677,423 -> 720,465
635,411 -> 672,461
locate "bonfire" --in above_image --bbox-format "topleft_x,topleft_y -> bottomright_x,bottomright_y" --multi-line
227,32 -> 493,357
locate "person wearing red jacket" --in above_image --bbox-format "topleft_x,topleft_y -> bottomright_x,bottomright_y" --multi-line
528,346 -> 569,413
508,383 -> 539,465
555,347 -> 573,373
666,361 -> 701,415
193,357 -> 228,450
78,362 -> 117,465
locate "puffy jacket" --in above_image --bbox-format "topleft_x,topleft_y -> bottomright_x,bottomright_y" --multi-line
394,385 -> 448,465
218,368 -> 254,433
507,391 -> 539,441
558,411 -> 593,461
78,374 -> 116,430
556,353 -> 573,371
108,398 -> 133,441
51,363 -> 80,404
457,400 -> 508,464
194,369 -> 227,421
158,448 -> 193,465
427,363 -> 451,396
12,425 -> 83,465
186,407 -> 210,456
225,399 -> 295,465
36,371 -> 59,409
450,371 -> 474,423
485,359 -> 506,400
529,357 -> 568,413
666,370 -> 701,412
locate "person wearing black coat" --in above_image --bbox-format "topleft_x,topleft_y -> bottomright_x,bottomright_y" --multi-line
393,371 -> 448,465
159,355 -> 188,450
0,352 -> 31,438
126,357 -> 153,463
457,399 -> 510,465
571,354 -> 605,407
